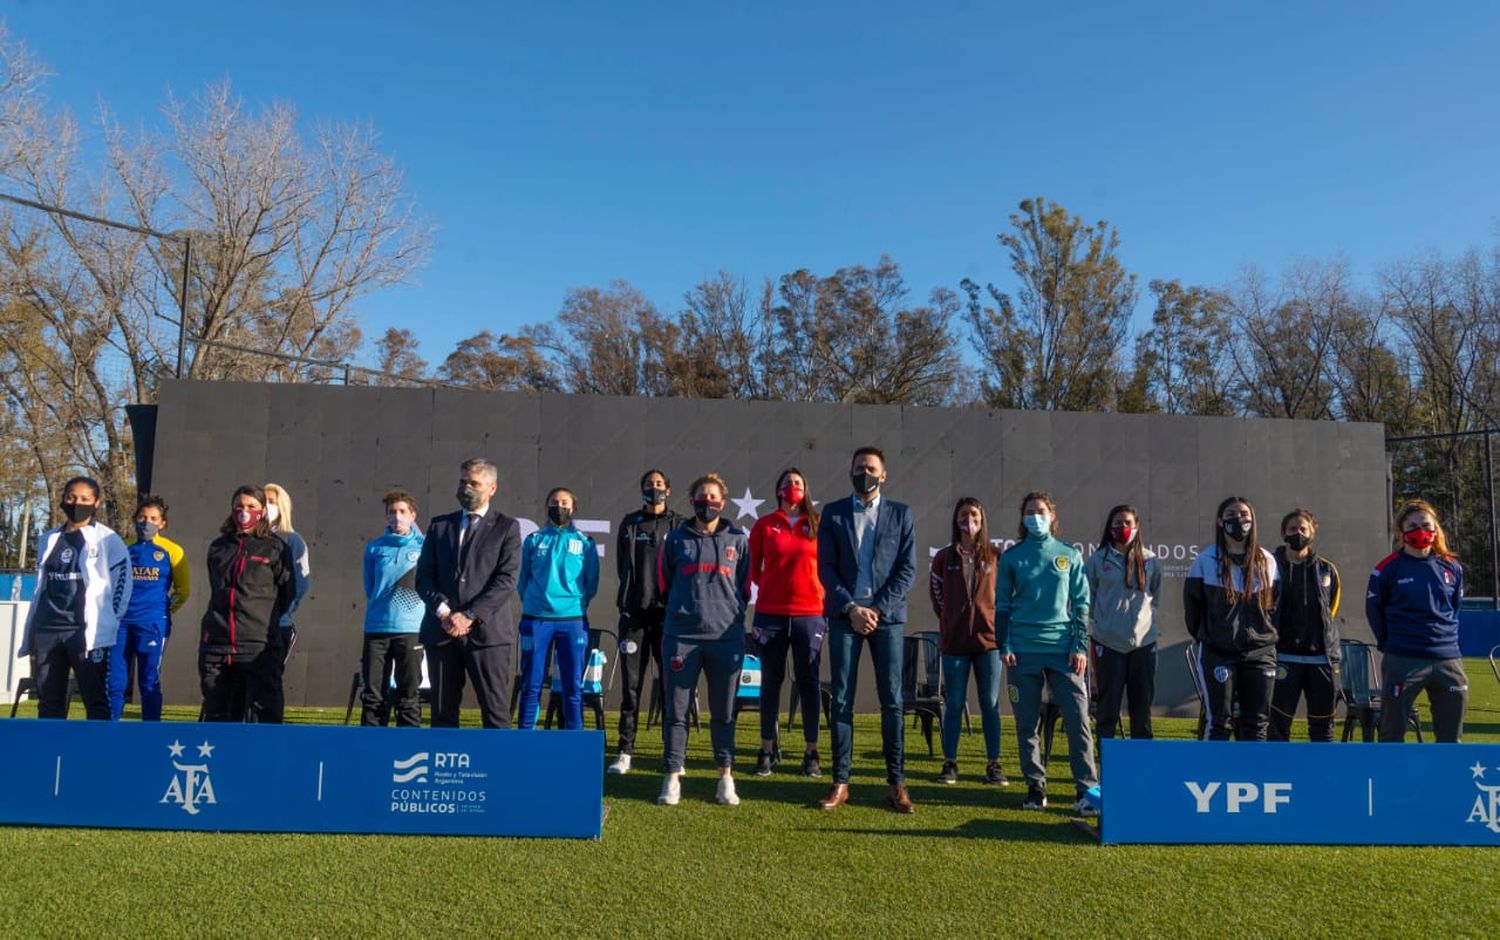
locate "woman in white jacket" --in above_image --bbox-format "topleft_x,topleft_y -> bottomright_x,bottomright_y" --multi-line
19,476 -> 132,719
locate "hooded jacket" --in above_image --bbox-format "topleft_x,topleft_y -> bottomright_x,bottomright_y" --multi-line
200,531 -> 295,658
658,519 -> 752,641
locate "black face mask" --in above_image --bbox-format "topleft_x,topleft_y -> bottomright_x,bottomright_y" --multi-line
851,472 -> 880,496
457,484 -> 485,511
1222,519 -> 1252,542
692,500 -> 722,524
548,506 -> 572,527
643,489 -> 667,506
62,502 -> 95,524
1285,533 -> 1311,551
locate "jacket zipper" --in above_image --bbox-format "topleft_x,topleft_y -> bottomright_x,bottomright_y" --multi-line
227,538 -> 247,663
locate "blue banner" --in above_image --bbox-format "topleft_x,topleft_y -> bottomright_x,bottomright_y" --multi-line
1101,739 -> 1500,846
0,720 -> 604,838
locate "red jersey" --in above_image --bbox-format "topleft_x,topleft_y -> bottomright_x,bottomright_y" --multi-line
748,510 -> 824,616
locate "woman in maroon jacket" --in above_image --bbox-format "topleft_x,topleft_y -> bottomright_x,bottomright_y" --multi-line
748,468 -> 826,778
928,496 -> 1006,786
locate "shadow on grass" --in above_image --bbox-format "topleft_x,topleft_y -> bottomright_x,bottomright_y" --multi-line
799,815 -> 1094,844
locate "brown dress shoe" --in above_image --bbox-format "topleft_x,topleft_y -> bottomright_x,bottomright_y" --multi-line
886,783 -> 915,814
818,783 -> 850,810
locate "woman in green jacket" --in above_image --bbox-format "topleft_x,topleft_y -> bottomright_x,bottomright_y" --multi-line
996,491 -> 1097,815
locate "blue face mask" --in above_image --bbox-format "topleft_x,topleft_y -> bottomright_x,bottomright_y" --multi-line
1023,514 -> 1051,537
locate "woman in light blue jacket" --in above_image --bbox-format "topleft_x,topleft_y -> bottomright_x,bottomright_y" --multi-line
516,487 -> 600,729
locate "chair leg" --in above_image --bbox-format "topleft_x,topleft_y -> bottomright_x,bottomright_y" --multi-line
343,672 -> 362,726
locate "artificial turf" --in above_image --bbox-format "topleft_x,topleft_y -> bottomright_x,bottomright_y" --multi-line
0,658 -> 1496,937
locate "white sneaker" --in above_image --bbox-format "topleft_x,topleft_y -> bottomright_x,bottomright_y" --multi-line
1073,796 -> 1099,818
715,774 -> 740,806
657,774 -> 681,806
607,754 -> 632,775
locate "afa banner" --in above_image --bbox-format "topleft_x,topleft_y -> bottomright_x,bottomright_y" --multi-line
0,720 -> 604,839
1101,740 -> 1500,846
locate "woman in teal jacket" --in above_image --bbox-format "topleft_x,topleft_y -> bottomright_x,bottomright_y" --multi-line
996,491 -> 1097,815
516,487 -> 600,729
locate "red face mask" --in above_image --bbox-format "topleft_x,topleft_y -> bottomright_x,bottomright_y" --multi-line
1111,525 -> 1135,545
1402,528 -> 1436,550
779,485 -> 804,506
234,508 -> 263,530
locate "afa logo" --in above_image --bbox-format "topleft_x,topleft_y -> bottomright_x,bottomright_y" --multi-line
160,739 -> 217,816
1466,762 -> 1500,835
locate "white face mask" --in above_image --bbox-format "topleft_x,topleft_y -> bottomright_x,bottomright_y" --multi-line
266,504 -> 281,525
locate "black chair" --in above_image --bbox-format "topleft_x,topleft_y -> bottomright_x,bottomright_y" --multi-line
544,626 -> 620,731
1037,676 -> 1063,766
1489,643 -> 1499,687
9,676 -> 82,718
901,633 -> 943,756
1339,639 -> 1422,742
1184,642 -> 1209,739
915,629 -> 972,735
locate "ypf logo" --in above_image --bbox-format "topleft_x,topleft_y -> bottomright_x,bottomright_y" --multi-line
1467,761 -> 1500,834
1184,780 -> 1291,814
393,752 -> 430,784
160,739 -> 217,816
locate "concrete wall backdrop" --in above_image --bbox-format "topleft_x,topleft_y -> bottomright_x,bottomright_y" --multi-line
146,380 -> 1389,715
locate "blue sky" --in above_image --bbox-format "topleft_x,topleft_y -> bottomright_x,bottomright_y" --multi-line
6,2 -> 1499,365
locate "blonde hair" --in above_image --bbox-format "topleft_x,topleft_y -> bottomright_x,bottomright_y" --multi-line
264,482 -> 295,533
1394,499 -> 1457,561
689,473 -> 728,500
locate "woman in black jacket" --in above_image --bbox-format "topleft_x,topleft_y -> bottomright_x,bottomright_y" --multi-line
199,485 -> 294,722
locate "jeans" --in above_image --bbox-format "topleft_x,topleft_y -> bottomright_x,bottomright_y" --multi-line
828,619 -> 904,785
752,613 -> 826,744
517,617 -> 589,730
1007,651 -> 1097,792
940,650 -> 1002,762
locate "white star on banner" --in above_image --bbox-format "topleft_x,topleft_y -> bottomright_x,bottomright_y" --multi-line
168,740 -> 185,757
730,487 -> 765,521
197,741 -> 216,758
1471,761 -> 1486,779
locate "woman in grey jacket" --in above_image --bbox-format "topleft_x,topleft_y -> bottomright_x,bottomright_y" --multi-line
1085,505 -> 1161,740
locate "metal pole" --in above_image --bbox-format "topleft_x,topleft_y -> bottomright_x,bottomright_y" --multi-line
1486,430 -> 1499,611
176,236 -> 191,379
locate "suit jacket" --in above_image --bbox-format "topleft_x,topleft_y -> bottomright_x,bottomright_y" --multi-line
816,494 -> 917,625
415,506 -> 522,648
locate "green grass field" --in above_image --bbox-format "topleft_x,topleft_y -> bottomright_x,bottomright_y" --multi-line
2,659 -> 1497,938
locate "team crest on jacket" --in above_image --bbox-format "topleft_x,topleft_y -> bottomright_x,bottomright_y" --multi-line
153,550 -> 165,562
1053,556 -> 1070,571
1443,569 -> 1455,585
725,546 -> 737,561
59,548 -> 74,564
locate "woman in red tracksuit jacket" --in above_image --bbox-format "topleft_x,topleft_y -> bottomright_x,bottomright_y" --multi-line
748,468 -> 827,778
199,484 -> 295,723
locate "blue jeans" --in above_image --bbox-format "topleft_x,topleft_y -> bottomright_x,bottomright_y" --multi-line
941,650 -> 1001,762
517,617 -> 588,730
106,623 -> 167,721
828,619 -> 904,785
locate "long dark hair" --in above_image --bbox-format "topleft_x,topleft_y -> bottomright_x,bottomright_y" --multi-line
220,485 -> 274,539
951,496 -> 995,564
775,467 -> 819,538
1016,490 -> 1058,541
1098,504 -> 1147,590
1214,495 -> 1273,608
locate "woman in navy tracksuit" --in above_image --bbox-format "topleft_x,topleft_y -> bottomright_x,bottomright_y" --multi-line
656,473 -> 752,807
516,487 -> 600,730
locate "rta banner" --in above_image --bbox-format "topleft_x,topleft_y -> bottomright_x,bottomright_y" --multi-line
1101,740 -> 1500,846
0,720 -> 604,838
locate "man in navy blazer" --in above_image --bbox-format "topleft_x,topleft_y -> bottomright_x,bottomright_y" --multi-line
415,457 -> 522,728
815,446 -> 917,813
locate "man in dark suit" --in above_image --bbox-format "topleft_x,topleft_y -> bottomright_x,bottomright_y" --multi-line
815,446 -> 917,813
415,458 -> 522,728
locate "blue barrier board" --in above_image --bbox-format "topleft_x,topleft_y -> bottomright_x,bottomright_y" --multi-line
0,720 -> 605,838
1101,739 -> 1500,846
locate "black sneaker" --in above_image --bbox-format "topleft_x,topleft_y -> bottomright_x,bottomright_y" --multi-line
938,760 -> 959,784
1022,784 -> 1048,811
754,748 -> 779,777
801,750 -> 822,778
985,761 -> 1009,787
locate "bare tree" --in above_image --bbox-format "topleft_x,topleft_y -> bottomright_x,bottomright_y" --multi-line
1227,260 -> 1345,420
439,330 -> 558,392
1131,279 -> 1238,415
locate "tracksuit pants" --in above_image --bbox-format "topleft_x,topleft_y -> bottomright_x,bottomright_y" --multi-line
827,619 -> 905,786
1195,643 -> 1276,741
1379,653 -> 1468,743
360,632 -> 424,727
258,625 -> 296,722
1007,651 -> 1098,793
31,628 -> 110,720
1268,658 -> 1338,742
1094,643 -> 1156,740
615,608 -> 664,756
941,650 -> 1002,762
200,647 -> 281,723
107,622 -> 167,721
661,633 -> 743,773
517,616 -> 589,730
753,613 -> 826,744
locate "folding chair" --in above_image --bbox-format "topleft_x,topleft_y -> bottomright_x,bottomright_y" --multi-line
1490,643 -> 1499,686
1339,639 -> 1422,742
901,633 -> 944,757
545,626 -> 620,730
9,676 -> 81,719
916,629 -> 972,734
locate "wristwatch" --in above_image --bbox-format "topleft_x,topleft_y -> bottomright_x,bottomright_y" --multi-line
842,601 -> 857,616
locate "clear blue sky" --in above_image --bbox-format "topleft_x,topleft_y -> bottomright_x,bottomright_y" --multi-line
6,2 -> 1499,365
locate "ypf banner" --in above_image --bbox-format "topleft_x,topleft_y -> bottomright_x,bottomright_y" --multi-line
1101,740 -> 1500,846
0,720 -> 604,838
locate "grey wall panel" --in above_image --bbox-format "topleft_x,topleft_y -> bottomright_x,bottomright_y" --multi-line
149,380 -> 1389,717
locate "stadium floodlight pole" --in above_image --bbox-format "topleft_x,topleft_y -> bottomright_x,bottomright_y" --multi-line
0,191 -> 192,376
